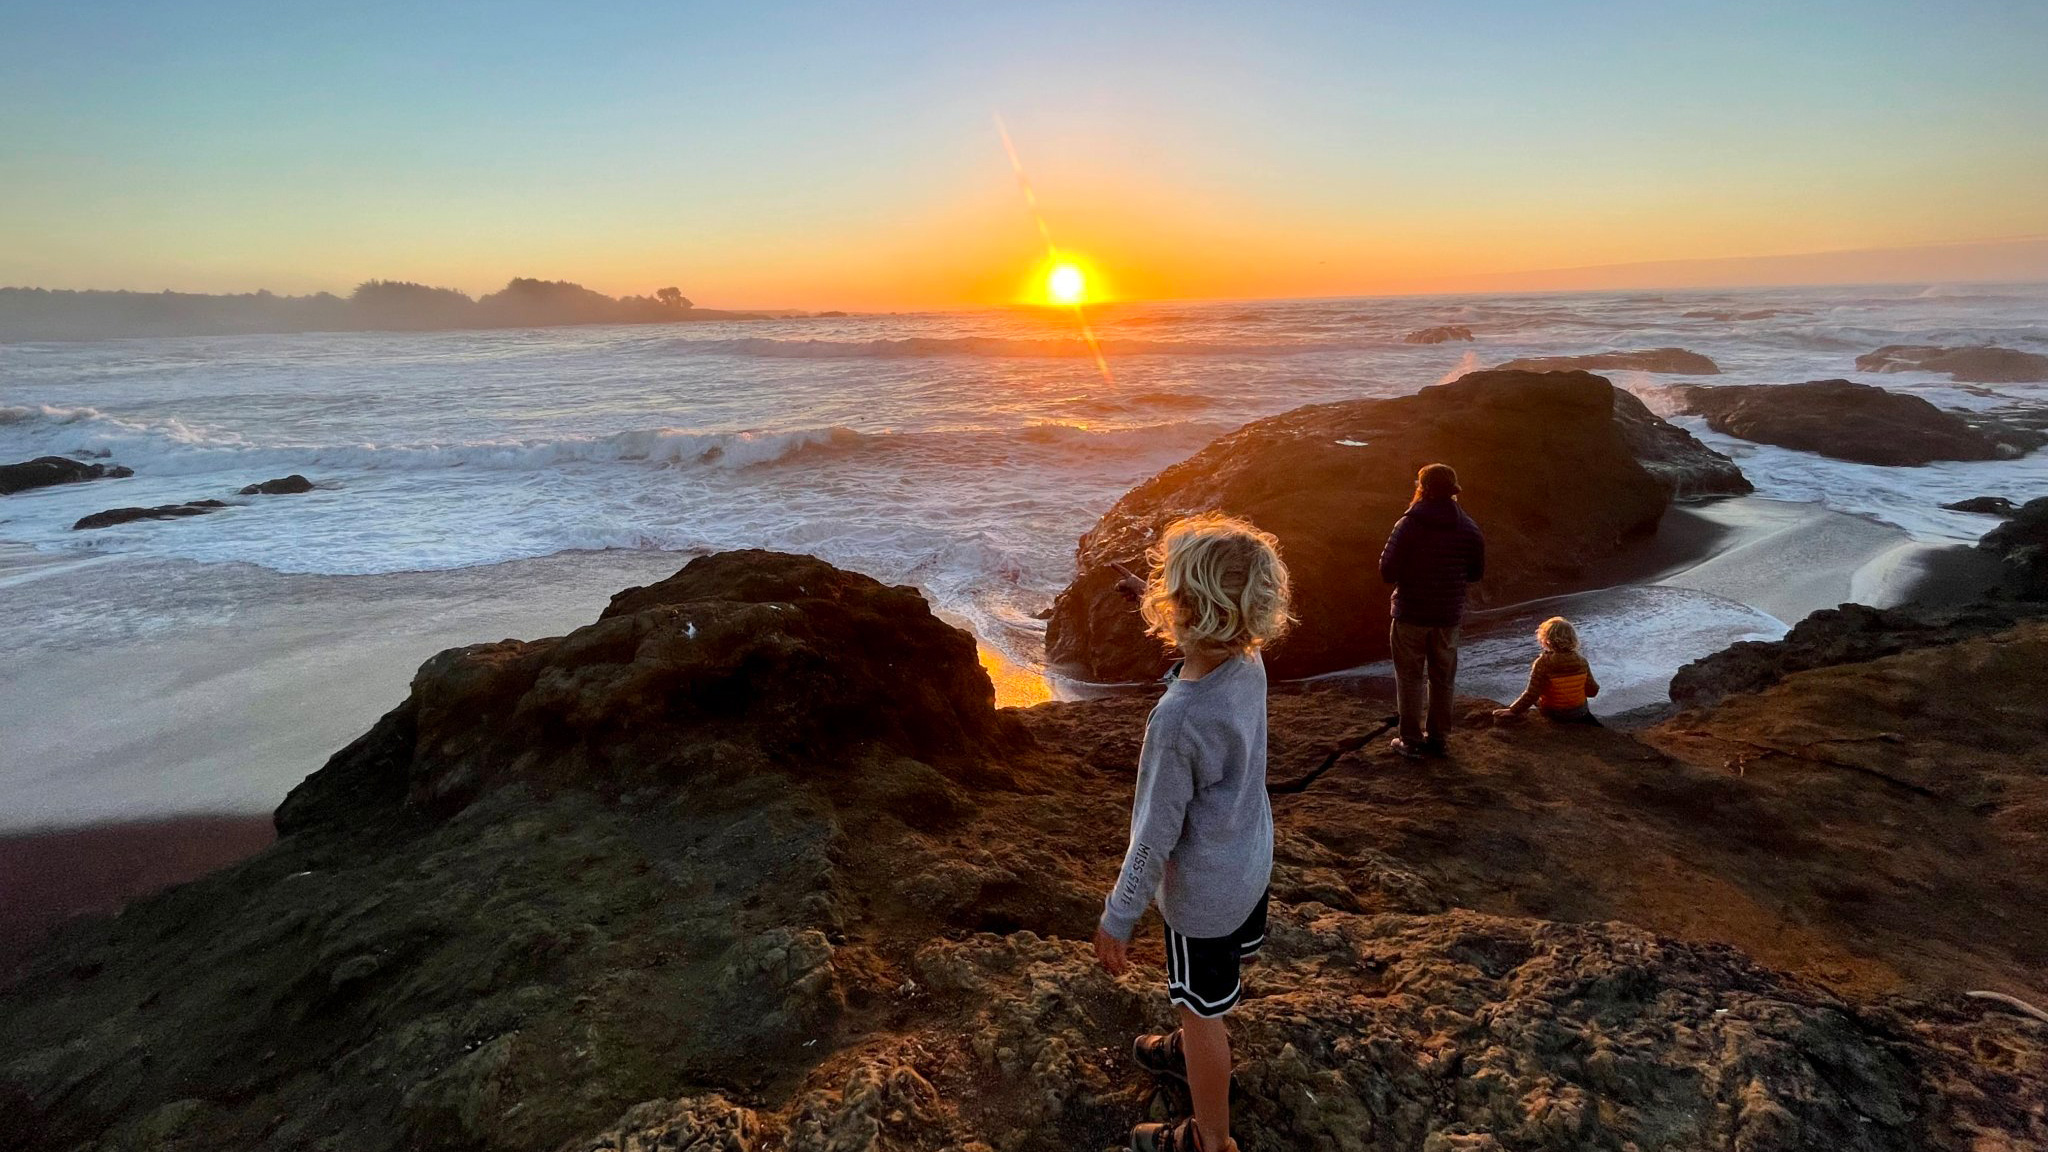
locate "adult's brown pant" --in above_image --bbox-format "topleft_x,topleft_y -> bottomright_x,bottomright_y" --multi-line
1391,621 -> 1459,746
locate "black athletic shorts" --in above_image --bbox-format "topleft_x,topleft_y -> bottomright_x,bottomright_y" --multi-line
1163,889 -> 1268,1018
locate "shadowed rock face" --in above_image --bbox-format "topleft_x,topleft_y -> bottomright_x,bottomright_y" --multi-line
1611,389 -> 1752,498
1497,348 -> 1720,375
71,499 -> 227,530
279,549 -> 1017,831
1981,497 -> 2048,599
1401,324 -> 1473,343
1857,344 -> 2048,384
1045,370 -> 1673,682
0,455 -> 133,496
1668,601 -> 2048,709
2,552 -> 2044,1152
1674,379 -> 2037,465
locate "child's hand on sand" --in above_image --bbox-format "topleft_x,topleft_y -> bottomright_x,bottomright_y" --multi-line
1491,708 -> 1521,722
1093,925 -> 1129,976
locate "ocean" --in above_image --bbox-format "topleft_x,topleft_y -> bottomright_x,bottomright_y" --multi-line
2,285 -> 2045,825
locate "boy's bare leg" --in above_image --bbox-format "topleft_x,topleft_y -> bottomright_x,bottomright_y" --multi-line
1178,1006 -> 1234,1151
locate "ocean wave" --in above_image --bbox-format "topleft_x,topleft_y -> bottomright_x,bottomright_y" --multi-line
0,403 -> 867,476
0,400 -> 1219,481
1063,391 -> 1216,417
673,334 -> 1380,360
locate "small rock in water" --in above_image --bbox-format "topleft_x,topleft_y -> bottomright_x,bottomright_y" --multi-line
1498,347 -> 1720,375
1403,324 -> 1473,344
73,500 -> 228,530
0,456 -> 134,496
239,474 -> 314,495
1941,496 -> 2018,517
1856,344 -> 2048,384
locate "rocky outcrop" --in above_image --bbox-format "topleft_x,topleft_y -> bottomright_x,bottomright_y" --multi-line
1673,379 -> 2036,465
1045,371 -> 1674,681
1856,344 -> 2048,384
4,553 -> 2045,1152
240,474 -> 313,495
1667,600 -> 2048,708
1611,389 -> 1752,497
1980,497 -> 2048,599
577,912 -> 2044,1152
1401,324 -> 1473,344
280,550 -> 1018,830
1497,347 -> 1720,375
0,455 -> 133,496
71,499 -> 226,530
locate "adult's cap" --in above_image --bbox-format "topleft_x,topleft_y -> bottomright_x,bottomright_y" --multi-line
1418,463 -> 1460,497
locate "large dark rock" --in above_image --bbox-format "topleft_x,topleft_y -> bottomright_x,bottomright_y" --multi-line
1401,324 -> 1472,344
279,549 -> 1018,829
1980,496 -> 2048,599
71,500 -> 226,530
1612,389 -> 1752,498
1045,370 -> 1672,681
1856,344 -> 2048,384
1497,347 -> 1720,375
1674,379 -> 2035,465
239,474 -> 313,495
1667,600 -> 2048,708
0,456 -> 133,496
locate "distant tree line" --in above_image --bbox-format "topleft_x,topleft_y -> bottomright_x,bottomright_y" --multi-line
0,278 -> 757,341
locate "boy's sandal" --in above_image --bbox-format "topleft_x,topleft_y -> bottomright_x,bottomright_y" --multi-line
1132,1118 -> 1226,1152
1132,1030 -> 1188,1083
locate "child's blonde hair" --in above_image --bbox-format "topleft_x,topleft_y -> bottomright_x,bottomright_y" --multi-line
1139,514 -> 1293,654
1536,616 -> 1579,653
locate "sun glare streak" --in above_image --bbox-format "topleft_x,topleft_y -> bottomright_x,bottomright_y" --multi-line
994,113 -> 1114,387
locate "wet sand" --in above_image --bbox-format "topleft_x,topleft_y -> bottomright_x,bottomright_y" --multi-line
0,814 -> 275,975
0,545 -> 695,832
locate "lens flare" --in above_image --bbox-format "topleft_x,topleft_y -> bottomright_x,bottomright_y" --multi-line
995,113 -> 1114,385
1048,263 -> 1086,305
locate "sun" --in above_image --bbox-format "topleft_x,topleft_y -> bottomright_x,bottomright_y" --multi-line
1047,262 -> 1087,305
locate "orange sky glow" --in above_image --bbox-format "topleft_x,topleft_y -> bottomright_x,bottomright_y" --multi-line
4,4 -> 2045,310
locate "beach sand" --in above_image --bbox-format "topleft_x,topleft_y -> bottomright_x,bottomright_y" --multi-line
0,545 -> 693,832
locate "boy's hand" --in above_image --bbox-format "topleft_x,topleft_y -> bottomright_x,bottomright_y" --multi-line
1491,708 -> 1520,721
1093,925 -> 1130,976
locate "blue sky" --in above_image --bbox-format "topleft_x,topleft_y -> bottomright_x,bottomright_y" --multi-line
3,1 -> 2044,306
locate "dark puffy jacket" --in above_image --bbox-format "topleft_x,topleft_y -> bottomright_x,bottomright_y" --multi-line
1378,497 -> 1486,627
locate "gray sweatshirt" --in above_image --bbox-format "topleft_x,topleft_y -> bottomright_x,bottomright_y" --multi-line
1100,651 -> 1273,941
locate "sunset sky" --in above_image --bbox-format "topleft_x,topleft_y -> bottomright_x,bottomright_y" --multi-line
4,1 -> 2045,309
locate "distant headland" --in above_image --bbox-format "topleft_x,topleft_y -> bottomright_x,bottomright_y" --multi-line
0,278 -> 778,341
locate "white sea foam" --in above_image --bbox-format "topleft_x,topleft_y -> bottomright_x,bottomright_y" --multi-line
0,406 -> 865,476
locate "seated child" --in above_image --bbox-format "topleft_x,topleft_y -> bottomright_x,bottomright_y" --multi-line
1493,616 -> 1601,724
1094,513 -> 1293,1152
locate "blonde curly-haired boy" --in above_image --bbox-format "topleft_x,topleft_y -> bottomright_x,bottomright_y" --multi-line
1095,514 -> 1292,1152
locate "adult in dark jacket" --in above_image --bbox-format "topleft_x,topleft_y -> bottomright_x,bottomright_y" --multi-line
1378,463 -> 1486,757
